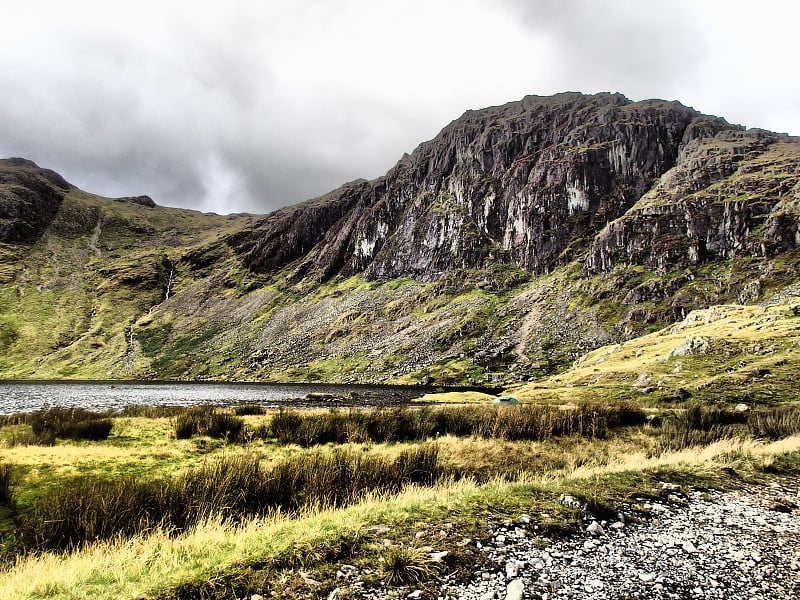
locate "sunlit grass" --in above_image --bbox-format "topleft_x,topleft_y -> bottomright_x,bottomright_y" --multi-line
511,301 -> 800,404
2,435 -> 798,600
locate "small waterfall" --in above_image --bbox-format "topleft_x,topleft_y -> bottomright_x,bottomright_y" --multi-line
165,265 -> 176,301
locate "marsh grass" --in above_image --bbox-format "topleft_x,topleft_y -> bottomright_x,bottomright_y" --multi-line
658,404 -> 800,450
117,405 -> 190,418
173,407 -> 245,441
16,444 -> 441,552
748,406 -> 800,440
0,463 -> 13,505
233,403 -> 267,416
4,437 -> 799,600
265,403 -> 646,447
28,408 -> 113,443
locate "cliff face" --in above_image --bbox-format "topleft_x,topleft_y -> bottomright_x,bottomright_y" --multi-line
0,158 -> 70,244
230,93 -> 759,283
587,128 -> 800,275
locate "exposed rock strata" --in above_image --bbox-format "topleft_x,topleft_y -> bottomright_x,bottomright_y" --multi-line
228,93 -> 800,287
2,93 -> 800,382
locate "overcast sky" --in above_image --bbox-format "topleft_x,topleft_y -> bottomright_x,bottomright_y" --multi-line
2,1 -> 798,214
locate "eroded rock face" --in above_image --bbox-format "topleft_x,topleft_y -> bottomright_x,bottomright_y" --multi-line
229,92 -> 773,283
0,158 -> 70,243
587,128 -> 800,274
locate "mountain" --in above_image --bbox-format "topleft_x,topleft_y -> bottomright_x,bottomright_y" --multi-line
1,92 -> 799,385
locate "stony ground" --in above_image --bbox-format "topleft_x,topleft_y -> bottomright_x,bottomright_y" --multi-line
327,477 -> 800,600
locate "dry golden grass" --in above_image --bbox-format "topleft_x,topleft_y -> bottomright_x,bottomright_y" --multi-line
415,391 -> 495,404
0,480 -> 480,600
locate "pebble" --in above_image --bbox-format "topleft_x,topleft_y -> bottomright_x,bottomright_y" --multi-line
505,579 -> 524,600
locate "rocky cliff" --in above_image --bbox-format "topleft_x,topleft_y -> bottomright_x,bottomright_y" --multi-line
230,93 -> 769,284
1,93 -> 799,384
0,158 -> 69,244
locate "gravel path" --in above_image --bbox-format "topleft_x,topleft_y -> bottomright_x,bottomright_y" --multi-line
332,477 -> 800,600
441,478 -> 800,600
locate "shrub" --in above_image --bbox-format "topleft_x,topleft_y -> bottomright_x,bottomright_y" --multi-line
0,463 -> 13,505
29,408 -> 113,443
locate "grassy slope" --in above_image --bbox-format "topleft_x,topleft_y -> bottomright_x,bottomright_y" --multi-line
0,189 -> 257,378
510,300 -> 800,405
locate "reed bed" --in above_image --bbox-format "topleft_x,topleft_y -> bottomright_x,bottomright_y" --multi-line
264,403 -> 646,447
658,404 -> 800,450
15,444 -> 441,552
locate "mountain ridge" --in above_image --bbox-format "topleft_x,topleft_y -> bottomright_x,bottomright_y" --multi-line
1,92 -> 799,385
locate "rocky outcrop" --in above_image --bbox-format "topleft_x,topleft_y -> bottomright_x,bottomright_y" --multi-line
115,195 -> 157,208
0,158 -> 70,243
587,129 -> 800,274
231,93 -> 735,283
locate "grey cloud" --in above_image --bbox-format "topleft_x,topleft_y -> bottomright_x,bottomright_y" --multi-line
499,0 -> 705,96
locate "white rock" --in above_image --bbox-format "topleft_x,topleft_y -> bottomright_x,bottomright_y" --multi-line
505,579 -> 525,600
682,540 -> 698,553
505,560 -> 520,579
586,521 -> 604,536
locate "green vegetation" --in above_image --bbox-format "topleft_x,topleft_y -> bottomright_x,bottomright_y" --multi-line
173,406 -> 245,440
15,446 -> 440,553
23,408 -> 114,444
512,300 -> 800,405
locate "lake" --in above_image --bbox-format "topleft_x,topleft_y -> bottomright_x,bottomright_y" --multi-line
0,381 -> 497,415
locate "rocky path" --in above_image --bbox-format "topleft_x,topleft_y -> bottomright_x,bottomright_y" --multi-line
335,477 -> 800,600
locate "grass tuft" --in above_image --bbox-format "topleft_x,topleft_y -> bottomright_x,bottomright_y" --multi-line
382,546 -> 437,586
748,406 -> 800,440
173,407 -> 245,441
29,408 -> 113,443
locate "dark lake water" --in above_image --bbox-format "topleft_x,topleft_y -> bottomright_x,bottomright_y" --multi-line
0,381 -> 496,415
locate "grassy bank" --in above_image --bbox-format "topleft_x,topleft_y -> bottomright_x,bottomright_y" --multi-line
1,435 -> 798,600
0,402 -> 799,599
